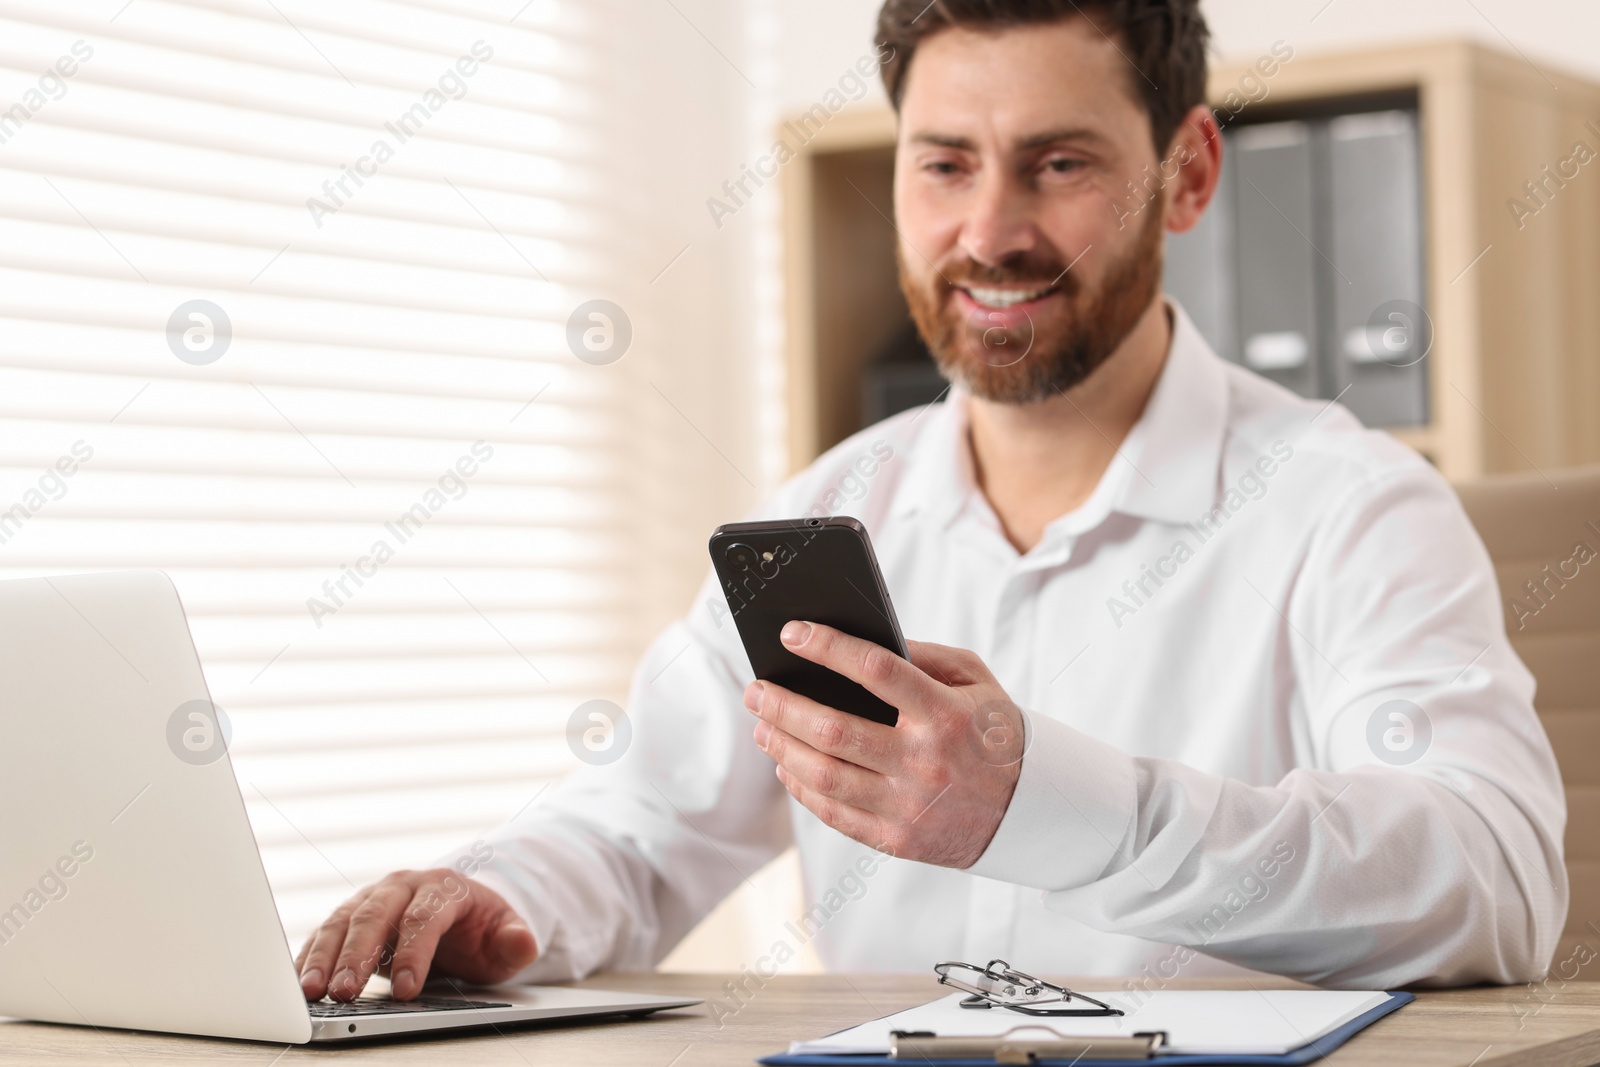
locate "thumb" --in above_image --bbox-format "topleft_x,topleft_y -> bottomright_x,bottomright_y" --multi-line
490,917 -> 538,972
428,901 -> 539,987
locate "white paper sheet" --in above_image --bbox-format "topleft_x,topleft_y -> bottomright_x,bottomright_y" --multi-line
787,989 -> 1392,1057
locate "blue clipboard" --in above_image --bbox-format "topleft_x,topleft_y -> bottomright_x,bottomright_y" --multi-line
759,990 -> 1413,1066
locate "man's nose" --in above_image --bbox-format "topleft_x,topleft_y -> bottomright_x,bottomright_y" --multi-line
958,171 -> 1037,267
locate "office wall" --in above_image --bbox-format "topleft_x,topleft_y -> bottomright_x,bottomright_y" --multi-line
601,0 -> 777,648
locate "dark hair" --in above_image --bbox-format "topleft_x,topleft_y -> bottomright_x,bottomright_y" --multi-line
875,0 -> 1209,156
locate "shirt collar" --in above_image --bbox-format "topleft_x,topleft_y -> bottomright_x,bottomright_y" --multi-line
888,300 -> 1230,530
888,384 -> 973,528
1111,300 -> 1230,525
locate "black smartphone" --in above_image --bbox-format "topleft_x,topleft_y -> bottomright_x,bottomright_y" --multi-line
708,516 -> 908,727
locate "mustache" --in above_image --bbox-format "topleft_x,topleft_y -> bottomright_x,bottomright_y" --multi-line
938,253 -> 1079,292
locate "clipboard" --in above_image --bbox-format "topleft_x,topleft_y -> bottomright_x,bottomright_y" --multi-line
759,989 -> 1414,1066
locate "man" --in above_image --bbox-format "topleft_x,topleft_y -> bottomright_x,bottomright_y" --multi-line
297,0 -> 1566,1002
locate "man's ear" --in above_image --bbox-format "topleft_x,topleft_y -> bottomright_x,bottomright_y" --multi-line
1164,104 -> 1223,235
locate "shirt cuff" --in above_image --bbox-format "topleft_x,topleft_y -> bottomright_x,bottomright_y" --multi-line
965,708 -> 1139,890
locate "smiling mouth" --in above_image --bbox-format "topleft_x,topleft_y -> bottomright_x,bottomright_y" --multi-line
958,284 -> 1057,309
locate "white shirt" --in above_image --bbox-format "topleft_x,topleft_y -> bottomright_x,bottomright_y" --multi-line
450,304 -> 1567,989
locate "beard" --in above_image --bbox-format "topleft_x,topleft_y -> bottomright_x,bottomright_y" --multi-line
899,206 -> 1164,405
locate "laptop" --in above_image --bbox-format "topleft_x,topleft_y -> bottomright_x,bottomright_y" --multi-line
0,571 -> 701,1042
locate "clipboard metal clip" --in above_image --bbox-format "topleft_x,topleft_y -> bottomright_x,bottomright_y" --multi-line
889,1026 -> 1168,1063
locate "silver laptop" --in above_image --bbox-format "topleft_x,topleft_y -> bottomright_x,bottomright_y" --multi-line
0,571 -> 700,1043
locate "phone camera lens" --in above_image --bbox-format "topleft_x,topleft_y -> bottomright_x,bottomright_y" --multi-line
724,542 -> 759,568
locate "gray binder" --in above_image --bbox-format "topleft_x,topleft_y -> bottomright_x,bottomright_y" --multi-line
1163,108 -> 1429,429
1231,120 -> 1320,399
1324,110 -> 1429,427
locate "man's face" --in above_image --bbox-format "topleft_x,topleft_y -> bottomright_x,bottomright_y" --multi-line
894,18 -> 1167,404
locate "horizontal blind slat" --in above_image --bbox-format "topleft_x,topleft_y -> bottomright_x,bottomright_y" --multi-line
0,0 -> 634,949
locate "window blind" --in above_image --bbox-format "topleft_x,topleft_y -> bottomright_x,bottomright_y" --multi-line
0,0 -> 643,947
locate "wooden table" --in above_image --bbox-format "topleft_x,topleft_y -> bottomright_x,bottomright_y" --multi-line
3,974 -> 1600,1065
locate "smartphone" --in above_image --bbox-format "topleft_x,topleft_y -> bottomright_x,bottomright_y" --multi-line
708,516 -> 908,727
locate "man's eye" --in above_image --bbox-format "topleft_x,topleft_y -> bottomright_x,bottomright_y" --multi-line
1044,157 -> 1085,174
924,160 -> 962,176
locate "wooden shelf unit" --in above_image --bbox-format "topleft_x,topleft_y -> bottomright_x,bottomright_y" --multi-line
781,40 -> 1600,480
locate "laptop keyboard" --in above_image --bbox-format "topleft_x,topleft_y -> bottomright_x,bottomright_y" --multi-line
308,996 -> 512,1017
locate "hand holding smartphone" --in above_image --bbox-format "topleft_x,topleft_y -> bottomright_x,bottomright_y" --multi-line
708,517 -> 907,726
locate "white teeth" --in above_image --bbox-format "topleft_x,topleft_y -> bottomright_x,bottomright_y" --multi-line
965,286 -> 1050,308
